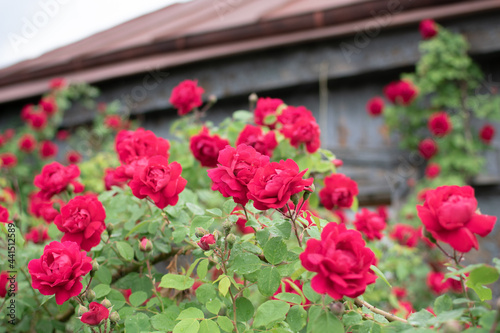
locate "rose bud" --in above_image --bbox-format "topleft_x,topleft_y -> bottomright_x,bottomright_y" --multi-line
226,234 -> 236,248
77,305 -> 88,317
80,302 -> 109,326
139,238 -> 153,252
85,289 -> 96,302
91,260 -> 99,276
198,234 -> 216,251
208,94 -> 217,104
249,93 -> 258,104
109,311 -> 120,323
222,220 -> 232,234
195,227 -> 206,238
107,223 -> 114,234
333,159 -> 343,168
329,302 -> 345,316
101,298 -> 112,308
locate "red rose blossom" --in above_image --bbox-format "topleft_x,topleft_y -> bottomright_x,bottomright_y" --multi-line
198,234 -> 216,251
29,193 -> 63,223
366,97 -> 384,116
49,78 -> 67,90
300,222 -> 377,299
25,225 -> 50,244
319,173 -> 359,210
479,124 -> 495,144
232,208 -> 256,234
56,130 -> 70,141
129,155 -> 187,209
81,302 -> 110,326
207,144 -> 269,205
417,185 -> 496,252
66,150 -> 82,164
54,195 -> 106,251
354,208 -> 386,241
18,134 -> 37,153
104,115 -> 122,130
418,138 -> 438,159
40,97 -> 57,116
392,287 -> 407,299
426,271 -> 449,295
425,163 -> 440,179
272,279 -> 310,306
254,97 -> 284,129
419,19 -> 438,39
390,224 -> 420,247
169,80 -> 204,116
115,128 -> 170,166
28,241 -> 92,305
236,124 -> 278,157
40,140 -> 58,159
247,159 -> 313,211
34,162 -> 83,200
190,127 -> 230,168
0,153 -> 17,168
278,106 -> 321,153
0,272 -> 9,298
0,205 -> 9,223
383,80 -> 417,106
26,111 -> 48,130
104,168 -> 127,191
428,112 -> 452,137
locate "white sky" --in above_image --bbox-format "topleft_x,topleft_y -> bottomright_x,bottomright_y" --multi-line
0,0 -> 190,69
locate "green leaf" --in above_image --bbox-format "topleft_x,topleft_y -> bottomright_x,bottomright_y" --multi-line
196,284 -> 216,304
199,319 -> 220,333
466,265 -> 500,301
342,311 -> 362,327
217,316 -> 234,332
173,319 -> 200,333
234,297 -> 254,322
129,291 -> 148,307
93,284 -> 111,299
350,196 -> 359,211
253,300 -> 290,328
257,267 -> 281,297
290,267 -> 306,280
308,310 -> 344,333
286,305 -> 307,331
370,265 -> 392,288
218,276 -> 231,296
177,307 -> 205,320
190,215 -> 215,235
274,292 -> 302,305
302,281 -> 321,303
159,274 -> 195,290
116,241 -> 134,261
263,237 -> 287,265
198,259 -> 209,279
95,266 -> 112,284
206,299 -> 221,315
151,313 -> 177,331
231,252 -> 262,275
187,203 -> 205,215
124,313 -> 152,333
434,294 -> 453,315
408,309 -> 434,326
206,208 -> 222,217
222,199 -> 238,215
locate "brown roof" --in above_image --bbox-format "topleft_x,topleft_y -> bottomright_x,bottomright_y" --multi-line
1,0 -> 499,103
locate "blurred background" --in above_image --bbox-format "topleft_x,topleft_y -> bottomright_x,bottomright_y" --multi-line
1,0 -> 500,258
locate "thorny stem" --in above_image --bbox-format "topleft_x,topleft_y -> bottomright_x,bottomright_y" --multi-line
82,276 -> 93,296
354,298 -> 408,324
434,242 -> 454,260
285,203 -> 303,247
146,257 -> 164,312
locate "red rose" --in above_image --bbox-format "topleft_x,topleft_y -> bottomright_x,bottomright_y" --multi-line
103,168 -> 127,191
419,19 -> 438,39
333,159 -> 343,168
377,206 -> 388,221
169,80 -> 204,116
418,138 -> 438,159
319,173 -> 359,210
28,241 -> 92,305
81,302 -> 110,326
479,124 -> 495,144
428,112 -> 452,137
272,279 -> 310,306
190,127 -> 230,167
34,162 -> 83,200
104,115 -> 122,130
383,80 -> 417,106
40,97 -> 57,116
425,163 -> 440,179
40,140 -> 58,159
354,208 -> 386,241
18,134 -> 37,153
56,130 -> 70,141
25,226 -> 50,244
29,193 -> 63,223
49,78 -> 66,89
115,128 -> 170,166
278,106 -> 321,153
236,124 -> 278,157
0,188 -> 16,204
198,234 -> 216,251
417,185 -> 496,252
26,111 -> 48,130
207,144 -> 269,205
54,195 -> 106,251
247,159 -> 313,211
232,208 -> 256,234
66,151 -> 82,164
300,222 -> 377,299
0,272 -> 9,298
334,209 -> 347,224
392,287 -> 407,299
0,153 -> 17,168
0,205 -> 9,223
129,155 -> 187,209
390,224 -> 419,247
254,97 -> 284,129
366,97 -> 384,116
426,271 -> 449,295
